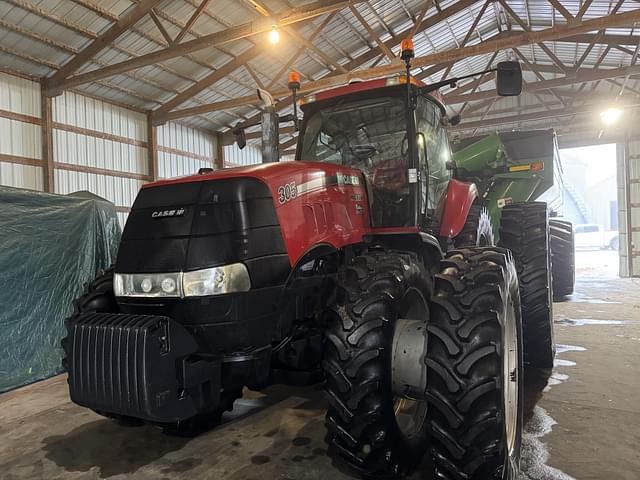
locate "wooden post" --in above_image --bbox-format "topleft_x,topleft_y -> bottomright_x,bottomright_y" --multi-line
215,132 -> 224,169
147,113 -> 158,181
40,79 -> 54,193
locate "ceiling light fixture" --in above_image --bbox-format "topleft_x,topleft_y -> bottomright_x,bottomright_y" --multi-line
269,25 -> 280,44
600,107 -> 623,126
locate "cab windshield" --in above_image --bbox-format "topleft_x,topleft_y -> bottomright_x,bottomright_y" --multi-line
299,93 -> 449,227
300,96 -> 407,169
300,96 -> 410,226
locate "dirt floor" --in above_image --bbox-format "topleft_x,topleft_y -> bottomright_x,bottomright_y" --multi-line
0,250 -> 638,480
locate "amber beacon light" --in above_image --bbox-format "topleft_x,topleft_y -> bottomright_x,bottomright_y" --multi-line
400,38 -> 415,61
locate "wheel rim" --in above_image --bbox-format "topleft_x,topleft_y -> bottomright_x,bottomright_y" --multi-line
391,288 -> 429,438
503,298 -> 519,456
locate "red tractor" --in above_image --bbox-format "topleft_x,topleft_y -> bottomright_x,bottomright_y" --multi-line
63,43 -> 537,479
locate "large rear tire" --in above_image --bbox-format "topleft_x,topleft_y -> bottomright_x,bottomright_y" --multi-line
549,219 -> 575,300
323,251 -> 432,478
426,247 -> 523,480
499,202 -> 555,368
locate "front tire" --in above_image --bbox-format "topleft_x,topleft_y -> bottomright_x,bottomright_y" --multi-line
323,251 -> 432,478
426,247 -> 523,480
499,202 -> 554,368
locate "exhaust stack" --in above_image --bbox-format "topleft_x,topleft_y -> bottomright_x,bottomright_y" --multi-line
257,88 -> 279,163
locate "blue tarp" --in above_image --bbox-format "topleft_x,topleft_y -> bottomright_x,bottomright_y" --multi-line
0,187 -> 121,393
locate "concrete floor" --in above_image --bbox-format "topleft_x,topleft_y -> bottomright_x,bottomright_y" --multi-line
1,251 -> 638,480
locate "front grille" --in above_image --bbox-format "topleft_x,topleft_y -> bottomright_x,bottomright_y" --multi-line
65,313 -> 217,423
67,314 -> 166,416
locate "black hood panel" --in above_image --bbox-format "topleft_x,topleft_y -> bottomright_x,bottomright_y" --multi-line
116,177 -> 290,287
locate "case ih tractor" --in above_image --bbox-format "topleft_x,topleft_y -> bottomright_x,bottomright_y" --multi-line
63,41 -> 555,479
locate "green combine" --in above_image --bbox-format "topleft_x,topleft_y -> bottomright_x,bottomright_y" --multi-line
451,128 -> 575,299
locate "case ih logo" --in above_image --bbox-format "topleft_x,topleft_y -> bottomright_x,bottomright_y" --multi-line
151,208 -> 185,218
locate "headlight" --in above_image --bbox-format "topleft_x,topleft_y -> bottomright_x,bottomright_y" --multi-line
183,264 -> 251,297
113,263 -> 251,298
114,272 -> 183,297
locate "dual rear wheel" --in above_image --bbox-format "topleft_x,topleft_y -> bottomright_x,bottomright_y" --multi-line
323,248 -> 523,479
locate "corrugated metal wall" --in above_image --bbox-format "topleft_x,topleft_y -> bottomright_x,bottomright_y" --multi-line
52,90 -> 149,229
157,122 -> 214,178
0,72 -> 43,191
1,71 -> 220,228
224,143 -> 262,166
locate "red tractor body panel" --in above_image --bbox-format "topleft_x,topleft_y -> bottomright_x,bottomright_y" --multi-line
439,179 -> 479,239
144,162 -> 372,267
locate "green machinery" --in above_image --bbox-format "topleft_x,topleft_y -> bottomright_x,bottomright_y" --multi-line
451,128 -> 575,300
451,129 -> 558,239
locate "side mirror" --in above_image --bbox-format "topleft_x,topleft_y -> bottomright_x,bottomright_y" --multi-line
496,61 -> 522,96
234,128 -> 247,150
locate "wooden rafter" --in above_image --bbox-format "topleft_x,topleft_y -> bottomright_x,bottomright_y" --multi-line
265,12 -> 337,90
47,0 -> 164,94
447,63 -> 640,104
152,45 -> 265,118
458,51 -> 498,116
244,64 -> 265,90
149,10 -> 174,45
51,0 -> 367,92
283,25 -> 347,73
439,0 -> 490,81
174,0 -> 214,44
242,0 -> 347,74
349,4 -> 395,61
409,0 -> 435,38
577,0 -> 595,20
453,103 -> 640,131
497,0 -> 567,73
162,9 -> 640,122
204,0 -> 478,138
547,0 -> 574,21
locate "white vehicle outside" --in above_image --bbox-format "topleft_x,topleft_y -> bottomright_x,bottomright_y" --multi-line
574,224 -> 619,250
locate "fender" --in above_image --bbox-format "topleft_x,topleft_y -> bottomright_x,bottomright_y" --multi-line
439,179 -> 479,239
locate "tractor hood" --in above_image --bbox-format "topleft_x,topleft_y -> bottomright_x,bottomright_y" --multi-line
116,161 -> 369,286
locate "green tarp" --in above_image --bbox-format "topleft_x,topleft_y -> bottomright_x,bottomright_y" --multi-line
0,187 -> 121,393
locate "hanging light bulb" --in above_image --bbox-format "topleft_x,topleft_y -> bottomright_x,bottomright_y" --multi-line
269,25 -> 280,44
600,107 -> 623,126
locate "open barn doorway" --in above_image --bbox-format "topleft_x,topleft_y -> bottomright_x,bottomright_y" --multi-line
555,144 -> 619,278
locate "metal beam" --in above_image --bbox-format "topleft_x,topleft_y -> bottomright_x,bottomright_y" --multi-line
52,0 -> 366,91
47,0 -> 163,95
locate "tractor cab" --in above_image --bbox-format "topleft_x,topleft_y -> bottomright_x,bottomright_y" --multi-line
296,77 -> 451,228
